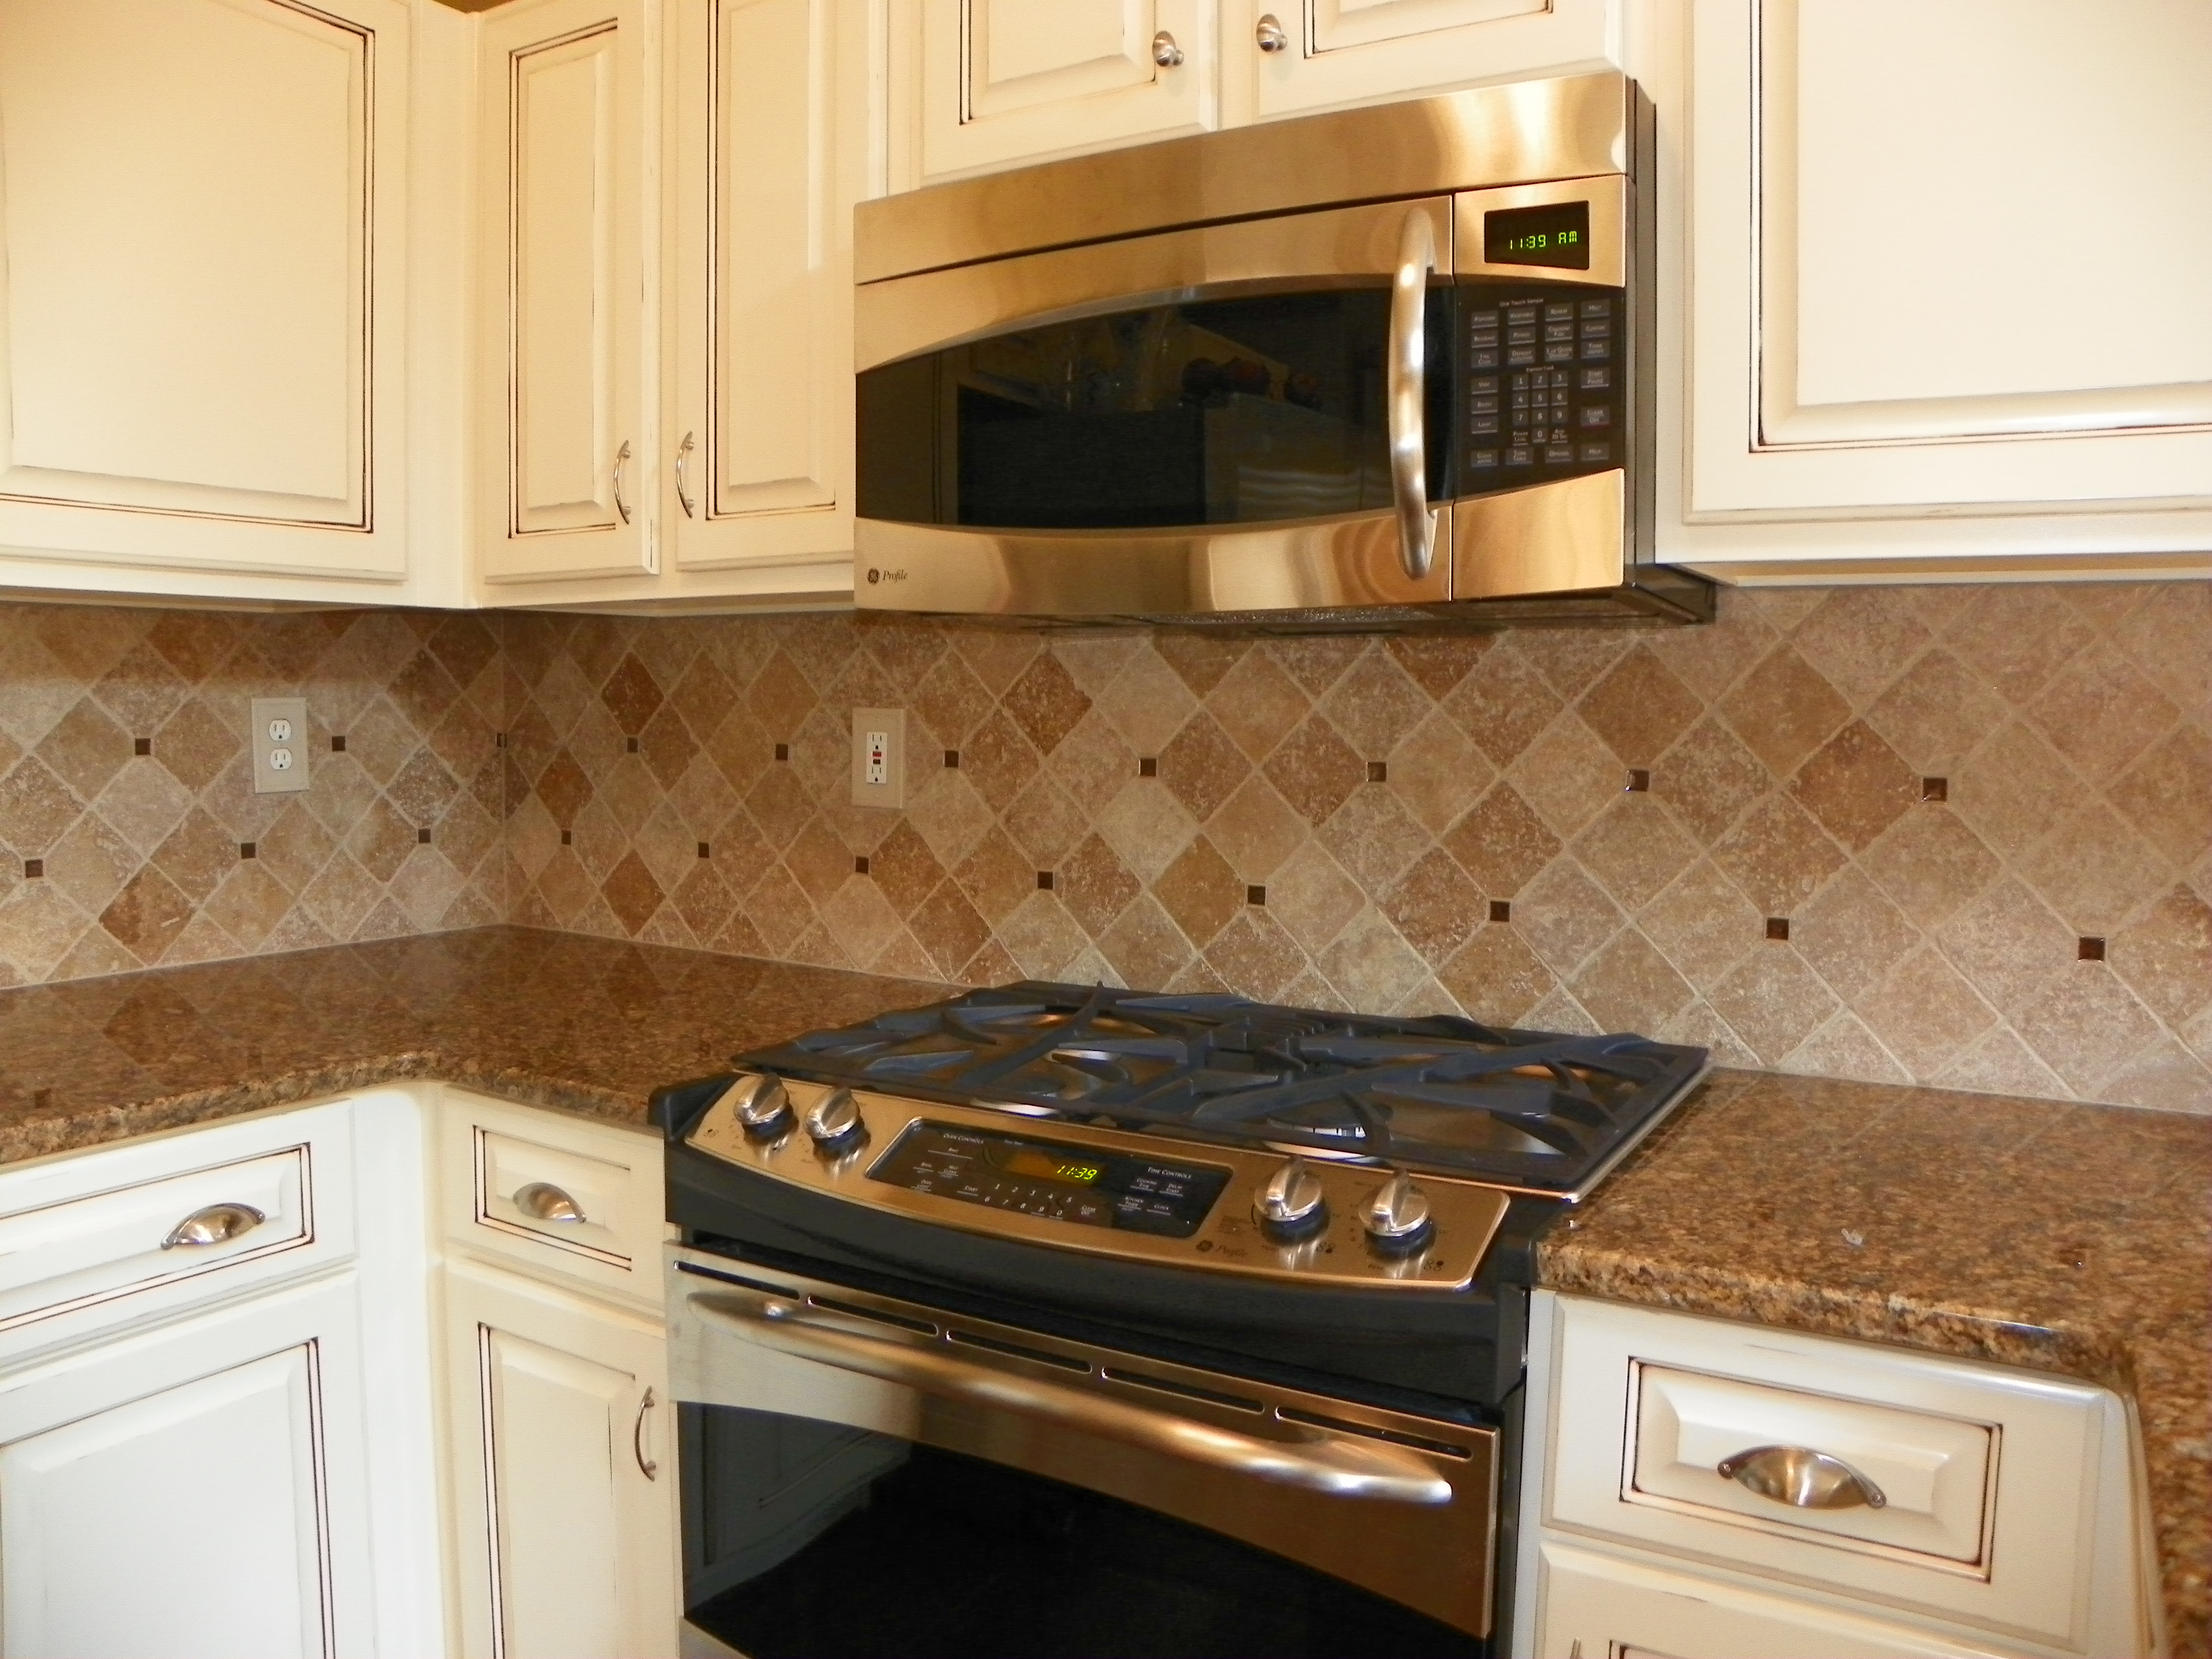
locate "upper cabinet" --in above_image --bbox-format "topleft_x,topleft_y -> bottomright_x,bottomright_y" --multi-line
475,0 -> 654,587
0,0 -> 448,606
1672,0 -> 2212,577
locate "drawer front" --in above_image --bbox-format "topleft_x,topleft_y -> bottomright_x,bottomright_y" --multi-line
1546,1297 -> 2113,1648
441,1090 -> 662,1306
0,1100 -> 357,1359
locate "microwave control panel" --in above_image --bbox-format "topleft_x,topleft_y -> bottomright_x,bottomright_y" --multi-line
1456,286 -> 1625,495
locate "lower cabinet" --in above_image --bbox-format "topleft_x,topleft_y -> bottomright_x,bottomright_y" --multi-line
0,1273 -> 378,1658
441,1261 -> 680,1659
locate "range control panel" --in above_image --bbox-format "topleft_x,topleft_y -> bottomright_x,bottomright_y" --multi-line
1458,286 -> 1624,492
869,1123 -> 1231,1238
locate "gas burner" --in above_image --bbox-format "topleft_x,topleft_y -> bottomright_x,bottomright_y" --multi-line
741,982 -> 1706,1196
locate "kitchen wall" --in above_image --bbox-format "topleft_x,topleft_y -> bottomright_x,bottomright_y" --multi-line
0,602 -> 505,985
501,583 -> 2210,1113
2,584 -> 2204,1112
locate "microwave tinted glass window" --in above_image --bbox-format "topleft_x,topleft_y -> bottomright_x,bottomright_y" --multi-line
1482,201 -> 1591,270
857,290 -> 1449,532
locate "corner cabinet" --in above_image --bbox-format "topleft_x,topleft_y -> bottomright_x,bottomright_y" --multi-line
1671,0 -> 2212,579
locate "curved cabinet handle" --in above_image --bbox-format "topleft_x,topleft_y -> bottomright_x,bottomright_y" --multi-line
674,430 -> 697,518
633,1387 -> 658,1479
162,1201 -> 266,1250
513,1181 -> 585,1224
1386,208 -> 1437,582
1150,30 -> 1183,67
612,440 -> 633,524
1255,13 -> 1289,52
1718,1444 -> 1886,1510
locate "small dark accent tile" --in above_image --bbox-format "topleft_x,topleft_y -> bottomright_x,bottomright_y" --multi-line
331,735 -> 347,753
495,732 -> 508,749
1626,768 -> 1650,792
133,737 -> 152,756
1246,885 -> 1266,907
2078,936 -> 2106,961
560,829 -> 574,847
23,859 -> 43,880
855,856 -> 871,875
1367,760 -> 1388,783
1488,900 -> 1511,923
626,736 -> 640,754
1139,756 -> 1159,777
1921,776 -> 1948,802
774,743 -> 790,761
1766,917 -> 1791,941
32,1088 -> 52,1111
239,843 -> 257,860
417,827 -> 432,844
1037,871 -> 1055,890
944,749 -> 960,769
697,842 -> 710,859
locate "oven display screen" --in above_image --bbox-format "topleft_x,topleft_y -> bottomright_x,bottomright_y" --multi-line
869,1123 -> 1231,1238
998,1148 -> 1103,1185
1483,201 -> 1591,270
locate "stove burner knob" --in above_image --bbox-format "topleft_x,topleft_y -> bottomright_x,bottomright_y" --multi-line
1255,1158 -> 1328,1242
804,1087 -> 867,1154
1361,1172 -> 1434,1254
728,1074 -> 792,1139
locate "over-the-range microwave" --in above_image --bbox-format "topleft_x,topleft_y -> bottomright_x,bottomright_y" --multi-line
850,71 -> 1710,631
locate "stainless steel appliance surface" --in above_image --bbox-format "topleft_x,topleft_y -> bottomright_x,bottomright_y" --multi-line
654,985 -> 1705,1657
850,72 -> 1711,631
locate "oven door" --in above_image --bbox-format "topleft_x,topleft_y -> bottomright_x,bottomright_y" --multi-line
669,1250 -> 1498,1658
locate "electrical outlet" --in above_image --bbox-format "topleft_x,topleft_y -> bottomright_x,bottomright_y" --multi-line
850,707 -> 906,809
251,697 -> 310,794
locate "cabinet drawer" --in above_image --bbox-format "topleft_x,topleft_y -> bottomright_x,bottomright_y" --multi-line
1546,1297 -> 2119,1649
0,1100 -> 357,1359
441,1090 -> 663,1306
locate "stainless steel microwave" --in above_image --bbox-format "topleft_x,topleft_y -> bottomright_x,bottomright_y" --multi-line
850,72 -> 1710,630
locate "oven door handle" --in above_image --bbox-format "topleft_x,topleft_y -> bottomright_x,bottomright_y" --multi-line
1386,206 -> 1437,583
690,1292 -> 1453,1505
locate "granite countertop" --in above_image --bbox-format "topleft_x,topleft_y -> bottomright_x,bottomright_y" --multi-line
1,926 -> 2204,1655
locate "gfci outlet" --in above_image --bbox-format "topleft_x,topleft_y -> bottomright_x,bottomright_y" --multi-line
850,707 -> 906,809
251,697 -> 310,794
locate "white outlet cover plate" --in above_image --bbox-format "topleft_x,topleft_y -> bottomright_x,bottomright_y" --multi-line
251,697 -> 310,794
850,707 -> 906,809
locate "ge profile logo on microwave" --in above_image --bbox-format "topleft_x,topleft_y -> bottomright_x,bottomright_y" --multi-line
866,568 -> 907,584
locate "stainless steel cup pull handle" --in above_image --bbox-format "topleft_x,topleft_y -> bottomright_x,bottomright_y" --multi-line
1255,13 -> 1289,52
693,1292 -> 1452,1504
633,1387 -> 658,1479
675,431 -> 697,518
1150,30 -> 1183,67
1386,208 -> 1437,582
1718,1444 -> 1886,1510
612,440 -> 633,524
162,1202 -> 266,1250
514,1181 -> 585,1224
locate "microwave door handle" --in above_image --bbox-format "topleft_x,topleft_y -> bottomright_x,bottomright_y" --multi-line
1387,208 -> 1437,583
690,1292 -> 1451,1505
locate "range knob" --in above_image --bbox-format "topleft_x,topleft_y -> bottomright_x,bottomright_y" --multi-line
803,1087 -> 867,1154
1361,1172 -> 1434,1254
1255,1158 -> 1328,1242
727,1074 -> 792,1139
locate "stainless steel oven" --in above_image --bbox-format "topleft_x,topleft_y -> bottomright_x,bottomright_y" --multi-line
850,72 -> 1710,630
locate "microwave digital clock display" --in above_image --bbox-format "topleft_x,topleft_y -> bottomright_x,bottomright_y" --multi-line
1483,201 -> 1591,270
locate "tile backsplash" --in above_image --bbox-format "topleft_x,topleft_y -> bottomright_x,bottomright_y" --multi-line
4,583 -> 2206,1112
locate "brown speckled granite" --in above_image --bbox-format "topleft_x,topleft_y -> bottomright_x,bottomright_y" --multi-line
1542,1070 -> 2212,1658
1,930 -> 2203,1653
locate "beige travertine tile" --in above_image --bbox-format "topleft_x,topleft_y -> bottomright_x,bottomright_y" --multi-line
1717,645 -> 1851,776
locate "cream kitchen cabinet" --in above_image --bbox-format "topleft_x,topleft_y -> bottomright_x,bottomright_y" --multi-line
1666,0 -> 2212,580
0,0 -> 470,609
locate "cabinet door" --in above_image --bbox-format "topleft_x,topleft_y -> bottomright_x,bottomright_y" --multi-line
1224,0 -> 1616,124
1682,0 -> 2212,569
0,0 -> 413,587
661,0 -> 864,597
478,0 -> 653,586
1533,1541 -> 2019,1659
0,1273 -> 376,1658
444,1262 -> 679,1659
910,0 -> 1211,185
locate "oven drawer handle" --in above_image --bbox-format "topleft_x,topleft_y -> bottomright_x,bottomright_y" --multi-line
693,1292 -> 1452,1505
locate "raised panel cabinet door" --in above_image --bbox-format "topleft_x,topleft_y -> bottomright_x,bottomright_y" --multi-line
0,1273 -> 377,1658
661,0 -> 864,596
1225,0 -> 1616,123
478,0 -> 653,585
1684,0 -> 2212,558
914,0 -> 1212,184
444,1263 -> 679,1659
0,0 -> 412,583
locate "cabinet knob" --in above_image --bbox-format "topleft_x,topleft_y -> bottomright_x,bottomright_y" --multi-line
1718,1444 -> 1886,1510
161,1201 -> 266,1250
514,1181 -> 586,1224
1151,29 -> 1184,68
1255,13 -> 1289,52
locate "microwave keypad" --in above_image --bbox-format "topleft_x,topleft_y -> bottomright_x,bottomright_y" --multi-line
1461,288 -> 1623,487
